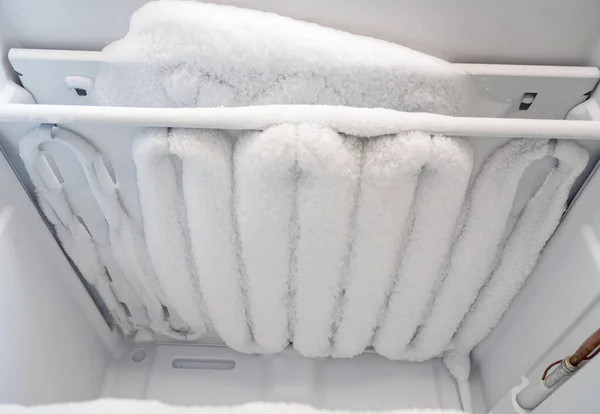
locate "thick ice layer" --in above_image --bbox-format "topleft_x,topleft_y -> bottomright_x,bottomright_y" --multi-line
94,1 -> 485,116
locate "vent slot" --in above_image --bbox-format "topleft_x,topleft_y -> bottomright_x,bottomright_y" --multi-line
171,358 -> 236,371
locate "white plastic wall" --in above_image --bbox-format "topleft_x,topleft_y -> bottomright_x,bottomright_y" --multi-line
0,149 -> 114,404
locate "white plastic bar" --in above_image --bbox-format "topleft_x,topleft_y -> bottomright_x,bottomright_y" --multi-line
2,104 -> 600,139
